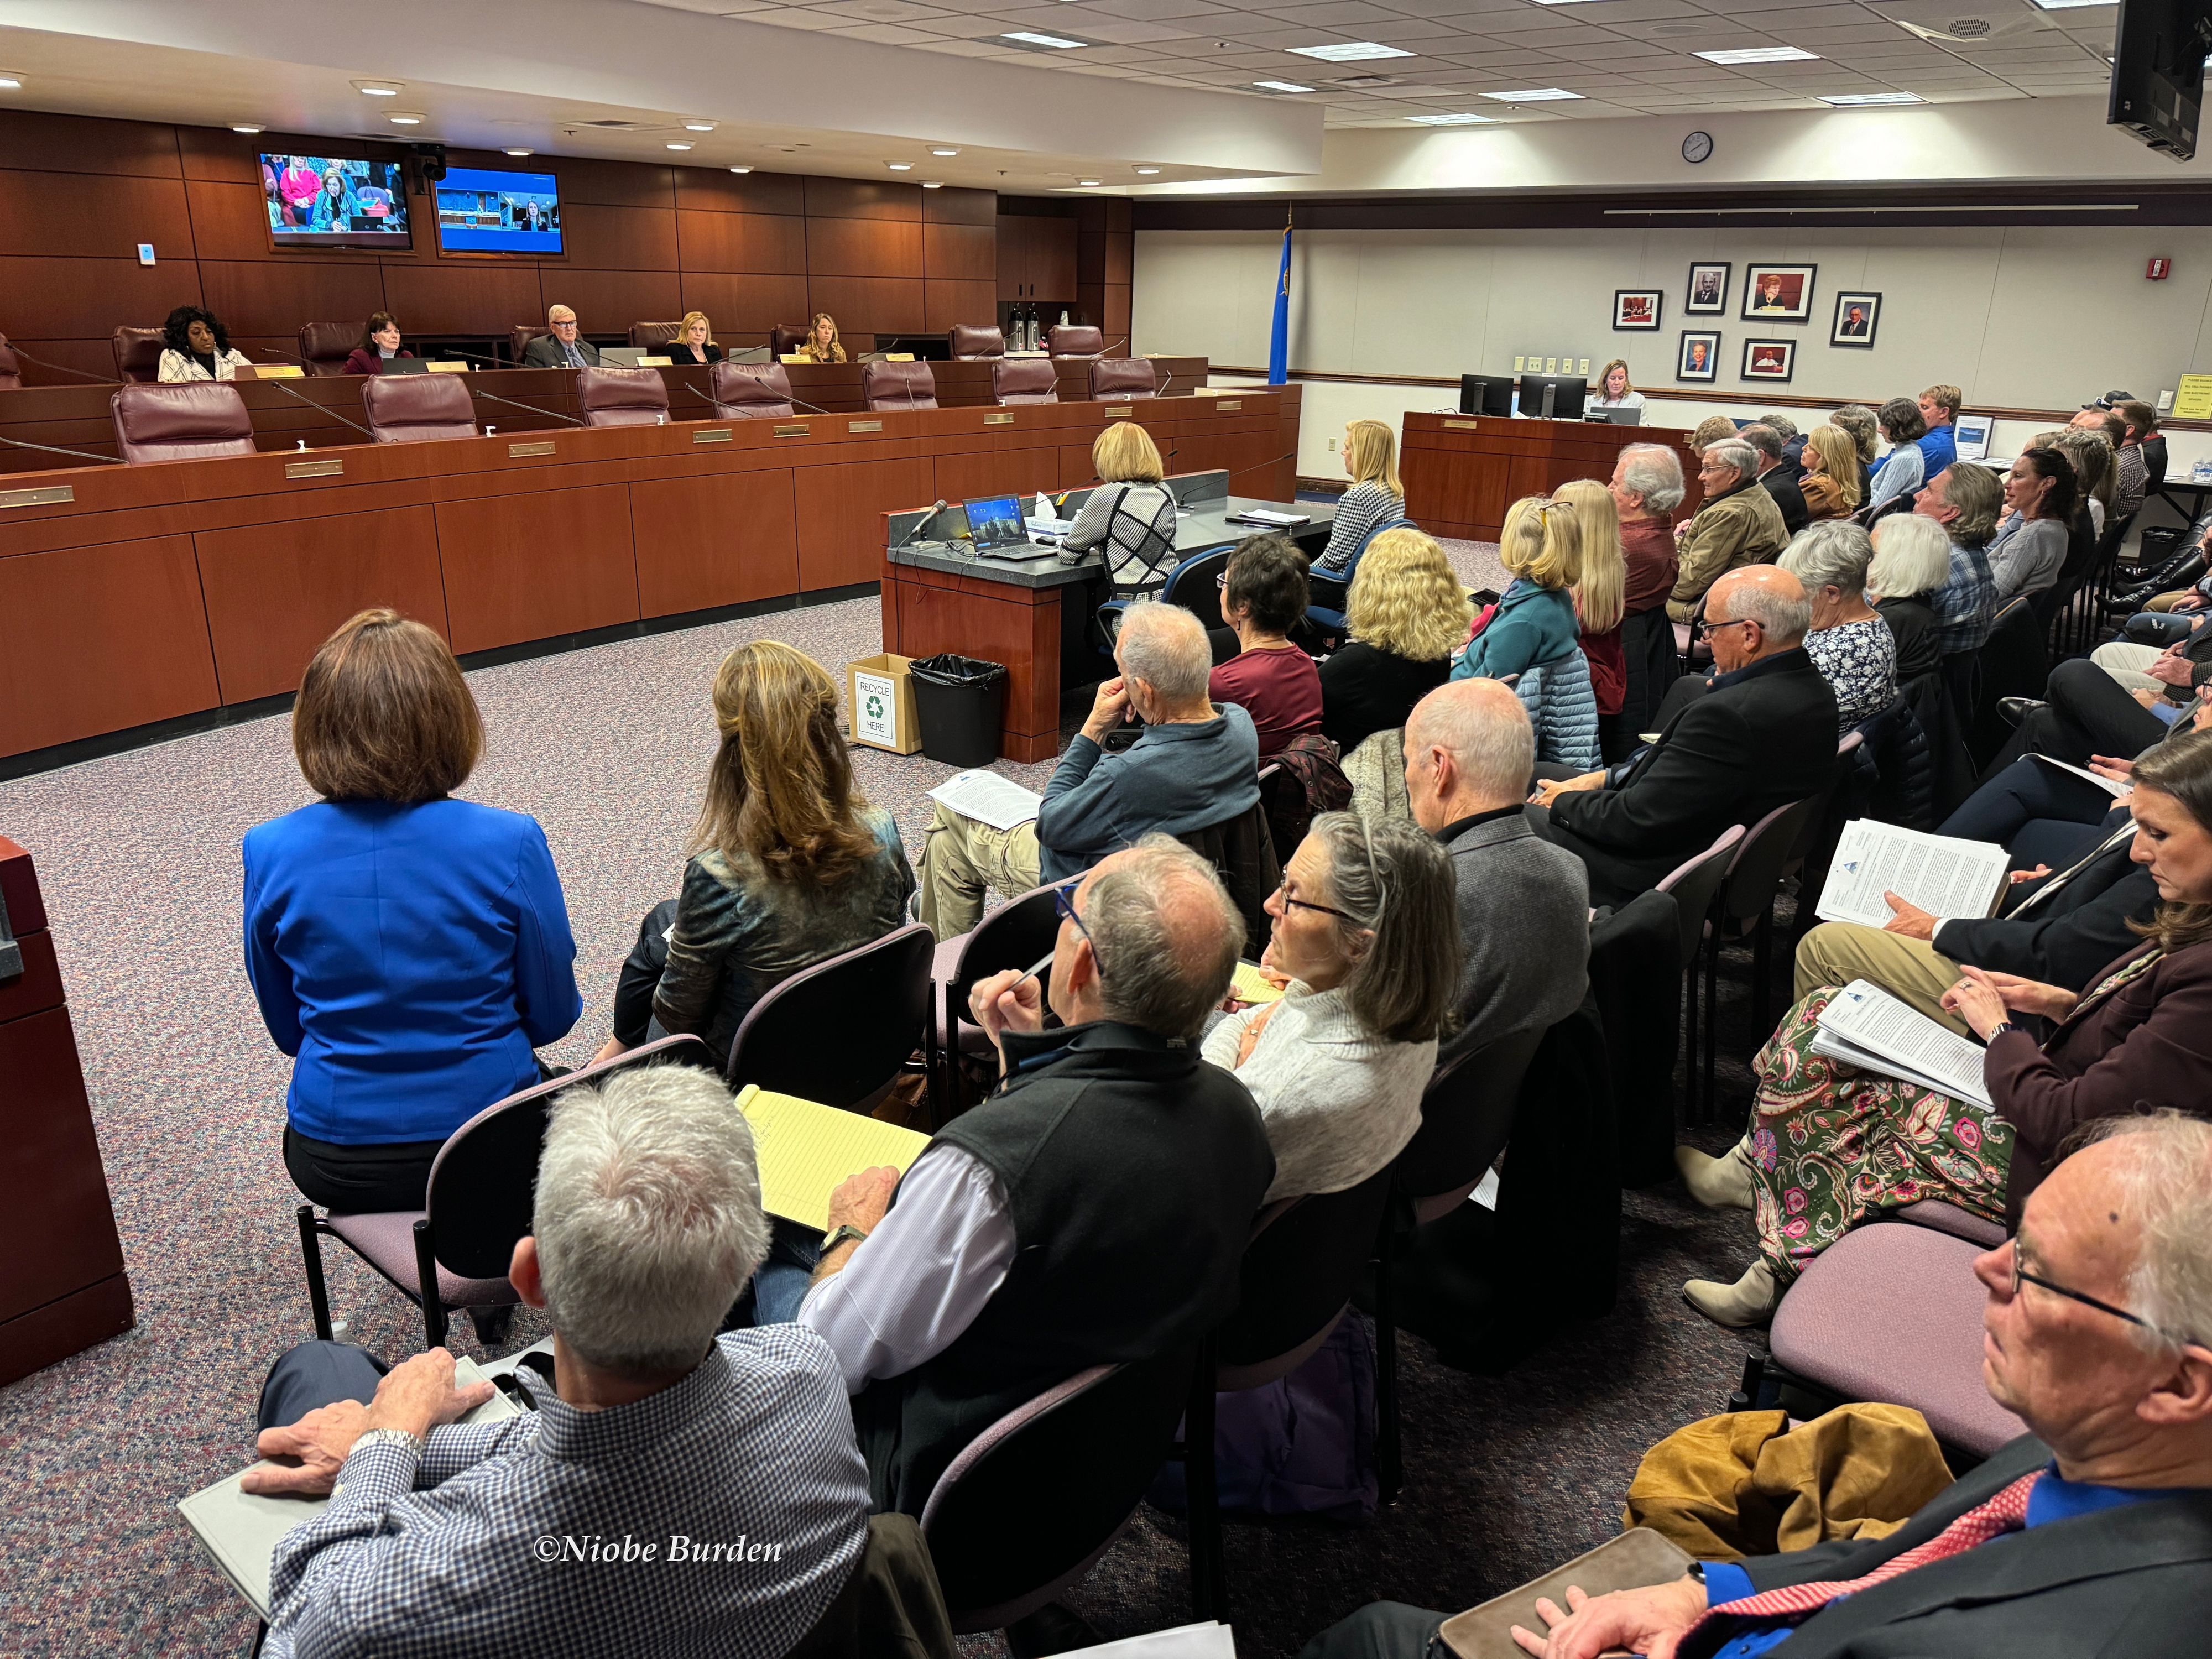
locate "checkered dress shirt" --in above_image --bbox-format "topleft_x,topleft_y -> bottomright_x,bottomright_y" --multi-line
263,1327 -> 869,1658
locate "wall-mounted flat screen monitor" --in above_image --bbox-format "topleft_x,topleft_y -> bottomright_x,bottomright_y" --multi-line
261,154 -> 410,249
436,167 -> 563,254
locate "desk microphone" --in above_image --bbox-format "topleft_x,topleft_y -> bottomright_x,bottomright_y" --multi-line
682,382 -> 836,419
473,388 -> 585,426
893,499 -> 948,554
6,345 -> 118,384
258,374 -> 377,440
0,432 -> 122,465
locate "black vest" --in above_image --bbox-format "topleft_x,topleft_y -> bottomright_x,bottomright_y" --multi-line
855,1020 -> 1273,1515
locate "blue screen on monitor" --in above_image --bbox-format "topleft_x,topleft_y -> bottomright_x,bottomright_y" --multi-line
436,168 -> 562,254
261,154 -> 410,249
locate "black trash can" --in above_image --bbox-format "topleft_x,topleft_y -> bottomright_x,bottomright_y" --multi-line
908,654 -> 1008,768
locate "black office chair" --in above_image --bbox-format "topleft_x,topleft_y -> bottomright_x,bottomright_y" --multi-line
723,923 -> 937,1113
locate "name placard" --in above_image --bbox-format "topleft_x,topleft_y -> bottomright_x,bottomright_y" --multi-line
773,424 -> 809,437
692,428 -> 733,445
427,360 -> 468,374
848,419 -> 883,433
983,413 -> 1015,426
0,484 -> 74,509
284,458 -> 343,478
1444,419 -> 1482,430
1104,405 -> 1135,418
508,440 -> 556,457
1215,400 -> 1243,411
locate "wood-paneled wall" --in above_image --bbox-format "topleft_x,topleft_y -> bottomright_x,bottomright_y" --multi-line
0,109 -> 998,384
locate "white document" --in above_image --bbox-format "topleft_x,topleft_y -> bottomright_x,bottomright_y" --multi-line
2030,753 -> 2133,798
1815,821 -> 2011,930
1227,508 -> 1308,526
1812,979 -> 1992,1107
1075,1623 -> 1237,1659
927,769 -> 1043,832
179,1357 -> 518,1620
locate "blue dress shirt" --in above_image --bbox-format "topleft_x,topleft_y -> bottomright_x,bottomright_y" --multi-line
243,797 -> 582,1144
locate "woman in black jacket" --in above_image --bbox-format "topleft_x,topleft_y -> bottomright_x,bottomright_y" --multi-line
1318,527 -> 1472,752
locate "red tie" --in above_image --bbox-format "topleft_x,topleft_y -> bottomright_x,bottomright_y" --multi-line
1679,1472 -> 2039,1657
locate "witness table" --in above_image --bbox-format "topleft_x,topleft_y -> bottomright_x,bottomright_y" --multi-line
1401,413 -> 1702,541
882,472 -> 1333,763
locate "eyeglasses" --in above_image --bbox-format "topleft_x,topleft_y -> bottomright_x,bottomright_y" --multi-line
1705,617 -> 1757,638
1052,885 -> 1103,971
2008,1237 -> 2174,1341
1273,877 -> 1360,924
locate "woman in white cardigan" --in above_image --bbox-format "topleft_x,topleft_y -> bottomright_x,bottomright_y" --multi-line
1204,812 -> 1461,1203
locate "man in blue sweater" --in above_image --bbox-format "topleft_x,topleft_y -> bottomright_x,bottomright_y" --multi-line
915,601 -> 1260,937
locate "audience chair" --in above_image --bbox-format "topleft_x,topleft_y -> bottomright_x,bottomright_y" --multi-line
1760,1215 -> 2025,1460
724,922 -> 937,1114
919,1342 -> 1203,1632
1893,1197 -> 2008,1249
2036,506 -> 2103,650
862,359 -> 938,411
709,361 -> 797,419
295,1035 -> 713,1351
0,335 -> 20,390
361,373 -> 477,444
1654,823 -> 1745,1124
1307,515 -> 1413,649
1693,792 -> 1829,1122
1966,597 -> 2047,769
932,880 -> 1073,1122
769,324 -> 811,358
990,357 -> 1059,405
110,383 -> 257,463
1589,888 -> 1688,1187
1086,357 -> 1157,402
1046,324 -> 1104,357
1176,798 -> 1279,952
1159,543 -> 1237,633
576,365 -> 670,426
296,322 -> 358,377
628,320 -> 683,352
111,326 -> 166,383
508,324 -> 549,365
948,324 -> 1004,359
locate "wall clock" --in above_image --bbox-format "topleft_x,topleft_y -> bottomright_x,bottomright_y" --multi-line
1682,131 -> 1714,164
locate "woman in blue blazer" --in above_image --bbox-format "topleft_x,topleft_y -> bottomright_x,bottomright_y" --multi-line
244,610 -> 581,1212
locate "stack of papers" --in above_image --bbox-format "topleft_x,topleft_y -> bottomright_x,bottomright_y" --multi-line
1810,980 -> 1992,1108
1815,821 -> 2011,931
1074,1624 -> 1237,1659
1229,962 -> 1286,1005
927,770 -> 1043,832
2032,754 -> 2133,797
1226,508 -> 1309,528
1025,515 -> 1074,537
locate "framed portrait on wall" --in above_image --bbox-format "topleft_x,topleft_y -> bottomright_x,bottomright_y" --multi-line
1831,291 -> 1881,348
1614,289 -> 1662,331
1741,263 -> 1817,323
1743,338 -> 1795,382
1686,262 -> 1730,315
1678,330 -> 1720,382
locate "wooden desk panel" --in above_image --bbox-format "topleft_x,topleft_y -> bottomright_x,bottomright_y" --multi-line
1402,414 -> 1701,541
194,504 -> 449,703
888,565 -> 1064,763
630,470 -> 801,617
793,451 -> 933,592
435,483 -> 641,655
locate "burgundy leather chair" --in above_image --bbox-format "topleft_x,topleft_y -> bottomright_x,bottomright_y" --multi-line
769,324 -> 811,358
992,358 -> 1059,406
509,324 -> 549,365
576,365 -> 669,426
112,326 -> 166,383
0,335 -> 20,391
1087,357 -> 1157,401
709,361 -> 797,419
949,324 -> 1004,359
110,383 -> 257,463
1047,324 -> 1105,357
862,359 -> 937,412
298,322 -> 358,377
362,374 -> 478,444
629,321 -> 684,352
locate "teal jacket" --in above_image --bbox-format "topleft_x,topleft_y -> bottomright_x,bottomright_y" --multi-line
1452,579 -> 1579,684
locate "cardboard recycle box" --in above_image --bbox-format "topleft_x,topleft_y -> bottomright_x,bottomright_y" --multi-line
847,653 -> 923,754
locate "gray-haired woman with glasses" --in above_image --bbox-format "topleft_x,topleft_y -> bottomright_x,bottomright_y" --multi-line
1203,813 -> 1461,1203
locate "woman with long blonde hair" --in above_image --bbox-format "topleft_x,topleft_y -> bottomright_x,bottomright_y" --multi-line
1799,424 -> 1863,521
597,639 -> 914,1068
1452,495 -> 1583,684
799,311 -> 846,363
1556,478 -> 1630,744
1314,418 -> 1406,576
1319,526 -> 1473,749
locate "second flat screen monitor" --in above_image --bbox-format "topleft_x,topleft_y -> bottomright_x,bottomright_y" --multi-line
1518,375 -> 1588,420
436,167 -> 562,254
1459,375 -> 1514,418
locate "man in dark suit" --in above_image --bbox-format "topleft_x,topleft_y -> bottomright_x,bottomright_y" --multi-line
1301,1115 -> 2212,1659
1840,302 -> 1871,337
1531,566 -> 1839,908
520,304 -> 601,369
1743,422 -> 1808,533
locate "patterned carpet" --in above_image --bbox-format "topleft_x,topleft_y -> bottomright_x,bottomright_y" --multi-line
0,544 -> 1785,1659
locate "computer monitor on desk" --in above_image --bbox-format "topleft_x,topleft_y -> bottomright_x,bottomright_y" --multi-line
1518,374 -> 1588,421
1459,374 -> 1514,418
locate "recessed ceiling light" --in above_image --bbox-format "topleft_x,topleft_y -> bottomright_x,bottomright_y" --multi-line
232,123 -> 264,134
1481,87 -> 1582,101
685,121 -> 716,132
1002,30 -> 1087,48
353,81 -> 401,97
1253,80 -> 1317,93
1406,111 -> 1496,124
921,180 -> 943,189
729,165 -> 752,173
667,142 -> 693,150
1078,179 -> 1103,186
887,161 -> 913,170
1819,91 -> 1924,105
1135,166 -> 1162,174
1695,46 -> 1821,64
505,147 -> 534,156
931,147 -> 959,156
387,112 -> 424,125
1287,42 -> 1413,62
2030,0 -> 2116,8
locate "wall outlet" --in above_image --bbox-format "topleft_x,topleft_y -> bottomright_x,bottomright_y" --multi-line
1513,356 -> 1525,371
1545,357 -> 1558,374
1326,436 -> 1337,451
1578,358 -> 1590,375
2159,390 -> 2175,411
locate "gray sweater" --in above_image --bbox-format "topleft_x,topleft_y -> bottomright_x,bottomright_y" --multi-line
1986,512 -> 2069,600
1035,705 -> 1260,882
1437,808 -> 1592,1068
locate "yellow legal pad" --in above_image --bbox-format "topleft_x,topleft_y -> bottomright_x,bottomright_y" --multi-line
735,1085 -> 932,1232
1229,961 -> 1286,1006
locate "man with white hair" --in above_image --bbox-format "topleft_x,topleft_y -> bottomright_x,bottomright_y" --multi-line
796,836 -> 1274,1520
1667,439 -> 1789,624
1534,566 -> 1840,907
1403,678 -> 1590,1062
520,302 -> 602,368
915,600 -> 1261,938
1301,1113 -> 2212,1658
242,1063 -> 870,1658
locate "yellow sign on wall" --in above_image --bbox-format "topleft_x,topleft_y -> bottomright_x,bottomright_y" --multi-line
2173,375 -> 2212,421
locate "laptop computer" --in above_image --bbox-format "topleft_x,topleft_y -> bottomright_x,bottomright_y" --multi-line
600,345 -> 647,368
963,494 -> 1037,557
382,356 -> 430,375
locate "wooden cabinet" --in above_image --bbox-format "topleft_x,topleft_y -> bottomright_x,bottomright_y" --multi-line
996,215 -> 1078,304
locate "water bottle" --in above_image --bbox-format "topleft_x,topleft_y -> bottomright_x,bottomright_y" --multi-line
2194,458 -> 2212,484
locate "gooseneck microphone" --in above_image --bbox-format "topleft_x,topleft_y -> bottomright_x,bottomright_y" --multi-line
0,433 -> 123,465
893,499 -> 949,553
6,345 -> 119,384
258,375 -> 377,440
472,388 -> 585,426
682,382 -> 836,419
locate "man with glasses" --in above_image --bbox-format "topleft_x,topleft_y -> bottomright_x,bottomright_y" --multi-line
1303,1112 -> 2212,1658
1666,438 -> 1788,625
520,303 -> 601,369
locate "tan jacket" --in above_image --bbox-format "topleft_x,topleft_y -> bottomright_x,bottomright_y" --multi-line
1802,471 -> 1854,521
1667,477 -> 1790,622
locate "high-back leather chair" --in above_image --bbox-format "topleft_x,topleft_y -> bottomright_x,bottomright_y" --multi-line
362,374 -> 478,444
110,383 -> 257,463
298,322 -> 358,377
509,324 -> 549,365
769,323 -> 811,358
112,326 -> 166,383
709,361 -> 796,419
0,335 -> 20,391
629,321 -> 682,352
576,365 -> 669,426
949,324 -> 1004,359
1087,357 -> 1157,401
992,358 -> 1058,406
1047,324 -> 1104,357
862,359 -> 937,412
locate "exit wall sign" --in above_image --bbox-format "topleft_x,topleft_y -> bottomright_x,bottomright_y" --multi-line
2148,258 -> 2172,280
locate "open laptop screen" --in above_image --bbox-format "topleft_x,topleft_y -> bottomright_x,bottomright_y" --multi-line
963,494 -> 1029,552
